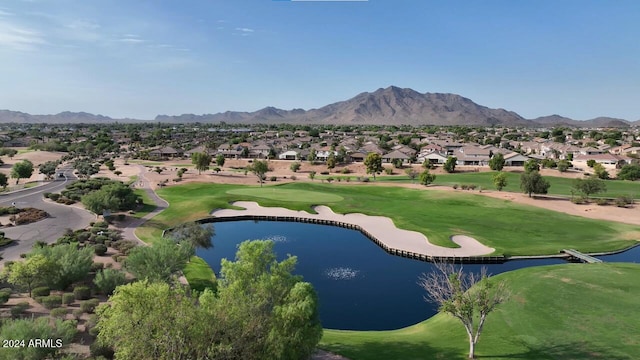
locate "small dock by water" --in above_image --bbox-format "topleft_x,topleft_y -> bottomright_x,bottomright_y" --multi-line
561,249 -> 603,263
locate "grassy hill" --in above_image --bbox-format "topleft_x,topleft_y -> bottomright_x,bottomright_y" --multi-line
320,263 -> 640,360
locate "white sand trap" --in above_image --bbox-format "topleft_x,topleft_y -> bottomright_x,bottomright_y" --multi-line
211,202 -> 495,257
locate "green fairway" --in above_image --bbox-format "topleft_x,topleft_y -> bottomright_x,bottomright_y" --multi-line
226,188 -> 343,203
373,171 -> 640,198
320,263 -> 640,360
136,182 -> 639,256
131,189 -> 156,219
183,256 -> 217,292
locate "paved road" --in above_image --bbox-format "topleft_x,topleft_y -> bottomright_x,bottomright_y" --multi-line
0,166 -> 94,263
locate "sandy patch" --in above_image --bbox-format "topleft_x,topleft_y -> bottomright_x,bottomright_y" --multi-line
211,201 -> 495,257
0,150 -> 65,183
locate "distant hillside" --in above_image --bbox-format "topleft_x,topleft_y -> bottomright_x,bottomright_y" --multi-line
1,86 -> 637,127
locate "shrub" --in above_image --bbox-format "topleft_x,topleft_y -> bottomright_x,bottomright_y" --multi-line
460,184 -> 469,190
0,290 -> 10,304
80,298 -> 100,314
11,302 -> 30,317
73,286 -> 91,300
290,175 -> 297,181
269,176 -> 277,181
91,262 -> 105,272
326,177 -> 334,183
571,196 -> 588,204
41,295 -> 62,309
468,184 -> 477,190
595,198 -> 610,206
453,184 -> 459,189
90,342 -> 115,358
32,286 -> 51,297
43,192 -> 51,199
615,196 -> 634,208
341,168 -> 352,174
361,177 -> 370,183
50,307 -> 68,318
384,167 -> 393,175
49,193 -> 61,201
345,177 -> 351,182
62,293 -> 75,305
93,221 -> 109,229
94,269 -> 127,296
72,309 -> 84,320
94,244 -> 108,256
320,171 -> 330,175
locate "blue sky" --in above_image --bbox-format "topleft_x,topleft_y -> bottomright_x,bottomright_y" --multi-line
1,0 -> 639,120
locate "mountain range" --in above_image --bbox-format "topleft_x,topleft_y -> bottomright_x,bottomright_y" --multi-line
2,86 -> 639,127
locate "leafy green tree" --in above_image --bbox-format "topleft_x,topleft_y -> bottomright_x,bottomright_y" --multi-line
247,160 -> 269,187
290,162 -> 301,173
167,222 -> 215,249
364,153 -> 383,180
572,177 -> 607,200
419,263 -> 509,360
557,160 -> 571,172
38,161 -> 58,180
31,243 -> 94,290
0,317 -> 77,360
493,172 -> 508,191
191,152 -> 211,175
541,158 -> 557,169
0,173 -> 7,189
617,164 -> 640,181
215,153 -> 225,167
524,159 -> 540,173
592,163 -> 609,179
81,183 -> 138,217
307,148 -> 317,162
97,281 -> 208,360
326,152 -> 337,170
93,269 -> 128,296
309,170 -> 316,181
11,160 -> 34,185
212,240 -> 322,360
2,254 -> 57,297
125,238 -> 194,283
520,170 -> 550,197
488,153 -> 505,171
419,169 -> 436,186
443,156 -> 457,173
586,159 -> 596,168
0,148 -> 17,158
73,160 -> 99,178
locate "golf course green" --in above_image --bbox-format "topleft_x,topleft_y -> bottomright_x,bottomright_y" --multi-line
320,263 -> 640,360
137,182 -> 639,256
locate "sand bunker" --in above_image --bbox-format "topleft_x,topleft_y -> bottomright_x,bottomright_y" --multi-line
211,201 -> 495,257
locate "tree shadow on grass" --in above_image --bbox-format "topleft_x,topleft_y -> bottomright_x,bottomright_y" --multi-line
321,340 -> 465,360
476,341 -> 633,360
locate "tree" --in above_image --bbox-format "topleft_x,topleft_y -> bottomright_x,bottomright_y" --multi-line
2,254 -> 57,297
444,156 -> 457,173
556,160 -> 571,172
290,162 -> 301,173
11,160 -> 34,185
0,317 -> 77,360
419,169 -> 436,186
405,168 -> 419,183
520,170 -> 550,197
213,240 -> 322,360
98,240 -> 322,360
617,164 -> 640,181
572,177 -> 607,200
419,262 -> 509,359
191,152 -> 211,175
0,173 -> 7,189
309,171 -> 316,181
93,269 -> 128,296
167,221 -> 215,249
592,163 -> 609,179
215,153 -> 225,167
31,243 -> 94,290
586,159 -> 596,168
38,161 -> 58,180
364,153 -> 383,180
81,183 -> 139,217
492,172 -> 508,191
125,238 -> 194,283
73,160 -> 99,179
488,153 -> 505,171
307,148 -> 317,162
326,152 -> 337,170
524,159 -> 540,173
247,160 -> 269,187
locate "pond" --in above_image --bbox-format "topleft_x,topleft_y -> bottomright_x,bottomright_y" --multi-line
196,220 -> 639,331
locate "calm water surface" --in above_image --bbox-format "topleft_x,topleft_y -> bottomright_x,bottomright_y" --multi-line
196,220 -> 638,330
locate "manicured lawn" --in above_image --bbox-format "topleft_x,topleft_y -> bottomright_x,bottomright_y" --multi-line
136,182 -> 639,256
128,160 -> 163,166
374,171 -> 640,198
320,263 -> 640,360
131,189 -> 156,219
183,256 -> 217,292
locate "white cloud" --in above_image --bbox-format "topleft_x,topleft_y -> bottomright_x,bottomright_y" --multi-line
0,20 -> 45,51
235,27 -> 254,33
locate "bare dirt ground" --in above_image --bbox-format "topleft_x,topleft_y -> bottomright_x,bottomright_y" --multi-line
0,149 -> 66,184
